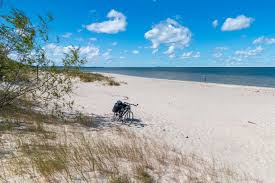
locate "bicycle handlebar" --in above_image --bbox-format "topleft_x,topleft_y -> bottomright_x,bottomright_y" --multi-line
124,102 -> 138,107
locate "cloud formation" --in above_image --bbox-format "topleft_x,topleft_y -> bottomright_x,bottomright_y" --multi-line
61,32 -> 72,38
181,51 -> 200,59
221,15 -> 254,31
86,9 -> 127,34
89,37 -> 97,42
44,43 -> 100,62
112,42 -> 118,46
253,36 -> 275,45
164,45 -> 176,58
212,20 -> 218,28
144,18 -> 192,50
132,50 -> 139,54
212,47 -> 228,58
102,49 -> 112,60
234,46 -> 263,58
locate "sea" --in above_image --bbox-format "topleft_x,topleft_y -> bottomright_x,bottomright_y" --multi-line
81,67 -> 275,88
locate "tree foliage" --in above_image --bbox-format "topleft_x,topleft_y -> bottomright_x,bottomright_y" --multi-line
0,9 -> 86,117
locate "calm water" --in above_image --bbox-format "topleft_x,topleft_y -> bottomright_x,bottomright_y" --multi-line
81,67 -> 275,88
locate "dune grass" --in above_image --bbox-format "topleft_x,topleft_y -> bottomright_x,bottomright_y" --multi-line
57,69 -> 121,86
21,143 -> 68,178
0,97 -> 94,128
0,122 -> 263,183
0,98 -> 263,182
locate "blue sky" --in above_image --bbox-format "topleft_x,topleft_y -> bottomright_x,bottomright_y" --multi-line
3,0 -> 275,67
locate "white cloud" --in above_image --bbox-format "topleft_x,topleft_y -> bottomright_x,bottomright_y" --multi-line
221,15 -> 254,31
212,46 -> 228,58
144,18 -> 192,50
61,32 -> 72,38
253,36 -> 275,45
86,9 -> 127,34
152,49 -> 158,54
102,49 -> 112,60
212,20 -> 218,28
89,37 -> 97,42
44,43 -> 100,62
181,51 -> 200,59
112,42 -> 118,46
132,50 -> 139,54
234,46 -> 263,58
213,52 -> 223,58
168,54 -> 175,58
79,46 -> 100,59
164,45 -> 176,58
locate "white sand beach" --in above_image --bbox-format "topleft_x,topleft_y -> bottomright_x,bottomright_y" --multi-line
72,73 -> 275,182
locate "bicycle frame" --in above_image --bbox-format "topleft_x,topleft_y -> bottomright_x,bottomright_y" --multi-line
112,102 -> 137,123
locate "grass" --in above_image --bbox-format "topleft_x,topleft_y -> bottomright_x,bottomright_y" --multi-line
0,120 -> 16,131
0,97 -> 94,128
0,101 -> 60,141
0,125 -> 261,183
135,165 -> 154,183
20,143 -> 68,178
58,69 -> 120,86
109,174 -> 131,183
0,99 -> 58,124
0,97 -> 263,183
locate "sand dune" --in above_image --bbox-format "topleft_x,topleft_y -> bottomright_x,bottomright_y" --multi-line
73,73 -> 275,182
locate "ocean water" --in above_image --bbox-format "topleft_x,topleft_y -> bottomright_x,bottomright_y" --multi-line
81,67 -> 275,88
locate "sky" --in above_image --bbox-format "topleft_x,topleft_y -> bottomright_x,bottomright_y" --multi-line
2,0 -> 275,67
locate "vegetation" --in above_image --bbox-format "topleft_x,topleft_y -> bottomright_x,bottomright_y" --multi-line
58,69 -> 120,86
0,9 -> 119,117
0,9 -> 262,183
0,118 -> 262,182
0,9 -> 79,116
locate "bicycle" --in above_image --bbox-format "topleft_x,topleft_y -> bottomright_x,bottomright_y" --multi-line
112,101 -> 138,123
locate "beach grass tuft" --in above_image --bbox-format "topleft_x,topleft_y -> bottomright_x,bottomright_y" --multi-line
58,69 -> 121,86
0,124 -> 262,183
20,143 -> 69,179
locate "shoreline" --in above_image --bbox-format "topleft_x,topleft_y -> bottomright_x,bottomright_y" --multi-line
97,72 -> 275,91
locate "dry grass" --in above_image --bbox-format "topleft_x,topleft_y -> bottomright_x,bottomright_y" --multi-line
0,99 -> 60,124
59,69 -> 121,86
0,124 -> 263,183
0,99 -> 263,183
21,143 -> 68,178
0,97 -> 95,130
135,165 -> 154,183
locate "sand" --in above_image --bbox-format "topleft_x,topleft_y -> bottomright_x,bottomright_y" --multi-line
72,73 -> 275,182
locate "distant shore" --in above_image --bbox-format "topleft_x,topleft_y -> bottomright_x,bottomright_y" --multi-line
72,73 -> 275,182
81,67 -> 275,88
98,72 -> 275,90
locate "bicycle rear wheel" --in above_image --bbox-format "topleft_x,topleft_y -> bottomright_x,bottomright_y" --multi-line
123,111 -> 133,123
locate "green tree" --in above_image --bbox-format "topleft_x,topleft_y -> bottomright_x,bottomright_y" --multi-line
0,9 -> 86,117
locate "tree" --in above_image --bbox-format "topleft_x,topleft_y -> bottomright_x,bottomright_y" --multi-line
0,9 -> 86,117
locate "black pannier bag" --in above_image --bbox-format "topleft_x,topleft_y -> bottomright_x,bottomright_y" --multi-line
112,100 -> 123,113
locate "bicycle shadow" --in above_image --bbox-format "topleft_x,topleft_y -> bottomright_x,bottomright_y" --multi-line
88,113 -> 146,129
123,118 -> 146,128
87,113 -> 114,129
